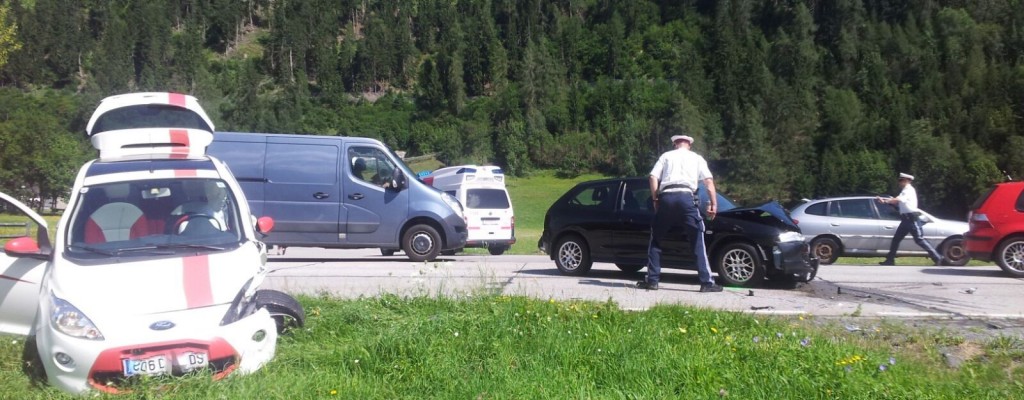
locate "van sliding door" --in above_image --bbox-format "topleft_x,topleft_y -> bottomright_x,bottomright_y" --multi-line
263,138 -> 343,244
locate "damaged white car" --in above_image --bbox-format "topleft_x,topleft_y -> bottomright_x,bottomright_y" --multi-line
0,92 -> 304,394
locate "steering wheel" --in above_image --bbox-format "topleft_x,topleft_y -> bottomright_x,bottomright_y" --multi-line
174,212 -> 221,234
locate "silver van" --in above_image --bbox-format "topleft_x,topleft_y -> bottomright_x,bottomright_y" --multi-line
208,132 -> 468,262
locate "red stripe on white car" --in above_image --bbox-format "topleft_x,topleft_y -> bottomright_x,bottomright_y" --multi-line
175,169 -> 198,177
168,92 -> 186,107
183,255 -> 213,308
169,129 -> 190,158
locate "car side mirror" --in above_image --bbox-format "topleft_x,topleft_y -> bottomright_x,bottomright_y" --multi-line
4,237 -> 50,260
256,216 -> 274,234
391,169 -> 407,191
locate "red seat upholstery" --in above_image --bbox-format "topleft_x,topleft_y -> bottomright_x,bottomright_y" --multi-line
83,202 -> 149,244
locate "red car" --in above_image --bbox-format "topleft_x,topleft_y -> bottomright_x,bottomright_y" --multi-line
965,181 -> 1024,277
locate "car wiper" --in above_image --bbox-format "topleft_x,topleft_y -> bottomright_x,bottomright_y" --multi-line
156,243 -> 226,251
68,244 -> 117,256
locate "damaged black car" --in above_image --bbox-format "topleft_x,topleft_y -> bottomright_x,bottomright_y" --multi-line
538,177 -> 818,288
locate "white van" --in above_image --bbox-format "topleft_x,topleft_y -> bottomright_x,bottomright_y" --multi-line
424,165 -> 515,255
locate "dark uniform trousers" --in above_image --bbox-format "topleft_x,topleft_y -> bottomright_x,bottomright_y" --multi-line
645,191 -> 714,285
885,213 -> 941,263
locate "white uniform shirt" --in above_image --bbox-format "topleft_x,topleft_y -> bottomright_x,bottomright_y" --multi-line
649,147 -> 713,192
895,184 -> 920,214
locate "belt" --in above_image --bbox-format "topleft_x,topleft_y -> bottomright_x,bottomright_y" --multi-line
660,184 -> 693,194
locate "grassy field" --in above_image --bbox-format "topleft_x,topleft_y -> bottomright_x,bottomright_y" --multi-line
2,294 -> 1021,399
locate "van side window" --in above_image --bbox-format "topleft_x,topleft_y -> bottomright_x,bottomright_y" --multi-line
348,147 -> 397,188
267,143 -> 337,184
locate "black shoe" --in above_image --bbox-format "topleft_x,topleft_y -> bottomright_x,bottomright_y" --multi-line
699,284 -> 723,293
878,260 -> 895,266
636,281 -> 659,290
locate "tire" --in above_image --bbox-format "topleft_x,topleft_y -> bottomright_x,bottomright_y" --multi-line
21,336 -> 46,384
615,264 -> 645,274
940,238 -> 970,266
715,242 -> 766,288
487,246 -> 506,256
380,249 -> 396,256
810,237 -> 840,265
254,289 -> 305,334
554,234 -> 592,276
996,237 -> 1024,277
402,224 -> 442,262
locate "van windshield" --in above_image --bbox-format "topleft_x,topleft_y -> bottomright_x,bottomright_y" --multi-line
66,178 -> 243,259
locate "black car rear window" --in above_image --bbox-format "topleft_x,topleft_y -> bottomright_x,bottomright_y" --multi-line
466,188 -> 510,209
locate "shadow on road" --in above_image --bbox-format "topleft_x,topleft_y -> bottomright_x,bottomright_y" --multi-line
918,266 -> 1008,278
269,256 -> 458,263
518,266 -> 804,291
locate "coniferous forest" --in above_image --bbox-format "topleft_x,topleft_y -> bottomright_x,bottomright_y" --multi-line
1,0 -> 1024,218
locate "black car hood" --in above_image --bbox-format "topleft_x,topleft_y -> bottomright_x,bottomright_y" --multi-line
718,201 -> 799,231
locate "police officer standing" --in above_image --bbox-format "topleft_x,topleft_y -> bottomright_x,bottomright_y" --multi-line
876,172 -> 944,266
637,134 -> 723,292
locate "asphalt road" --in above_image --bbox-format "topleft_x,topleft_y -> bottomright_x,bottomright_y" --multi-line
263,247 -> 1024,321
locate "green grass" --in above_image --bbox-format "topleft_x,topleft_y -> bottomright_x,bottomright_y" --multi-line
3,294 -> 1021,399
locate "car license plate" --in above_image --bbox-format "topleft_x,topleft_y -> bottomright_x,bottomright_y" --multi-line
482,218 -> 499,225
123,355 -> 169,377
177,351 -> 208,373
121,351 -> 208,377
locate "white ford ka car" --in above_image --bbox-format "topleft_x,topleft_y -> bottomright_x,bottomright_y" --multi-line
0,92 -> 304,394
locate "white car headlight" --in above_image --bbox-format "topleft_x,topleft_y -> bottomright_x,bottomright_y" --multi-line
777,231 -> 804,243
50,293 -> 104,340
442,193 -> 465,220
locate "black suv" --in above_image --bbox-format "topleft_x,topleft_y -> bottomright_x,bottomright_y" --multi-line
538,177 -> 818,287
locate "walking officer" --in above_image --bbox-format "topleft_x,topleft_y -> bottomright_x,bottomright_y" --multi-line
876,172 -> 945,266
636,134 -> 723,292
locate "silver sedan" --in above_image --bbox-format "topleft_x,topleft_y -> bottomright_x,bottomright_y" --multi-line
790,196 -> 970,265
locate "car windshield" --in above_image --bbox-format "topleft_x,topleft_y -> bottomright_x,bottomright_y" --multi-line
65,178 -> 243,259
90,104 -> 213,134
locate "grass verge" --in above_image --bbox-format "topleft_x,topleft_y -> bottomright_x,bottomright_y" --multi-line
3,295 -> 1022,399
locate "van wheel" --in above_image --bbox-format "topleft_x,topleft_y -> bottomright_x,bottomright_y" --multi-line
487,246 -> 507,256
255,289 -> 305,334
715,242 -> 765,287
380,249 -> 396,256
403,224 -> 441,262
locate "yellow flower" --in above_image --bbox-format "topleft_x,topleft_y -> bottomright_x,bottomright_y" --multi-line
711,327 -> 719,333
330,389 -> 338,396
678,327 -> 687,334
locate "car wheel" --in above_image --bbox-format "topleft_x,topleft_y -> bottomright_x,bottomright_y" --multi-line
487,246 -> 506,256
940,238 -> 970,266
402,224 -> 442,262
810,237 -> 840,265
615,264 -> 644,274
715,242 -> 765,288
554,234 -> 592,276
380,249 -> 396,256
996,237 -> 1024,277
255,289 -> 306,334
21,335 -> 46,384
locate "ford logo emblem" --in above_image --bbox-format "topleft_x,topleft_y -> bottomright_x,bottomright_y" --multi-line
150,321 -> 175,331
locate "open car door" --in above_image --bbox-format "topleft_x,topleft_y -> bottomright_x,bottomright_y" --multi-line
0,191 -> 50,336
